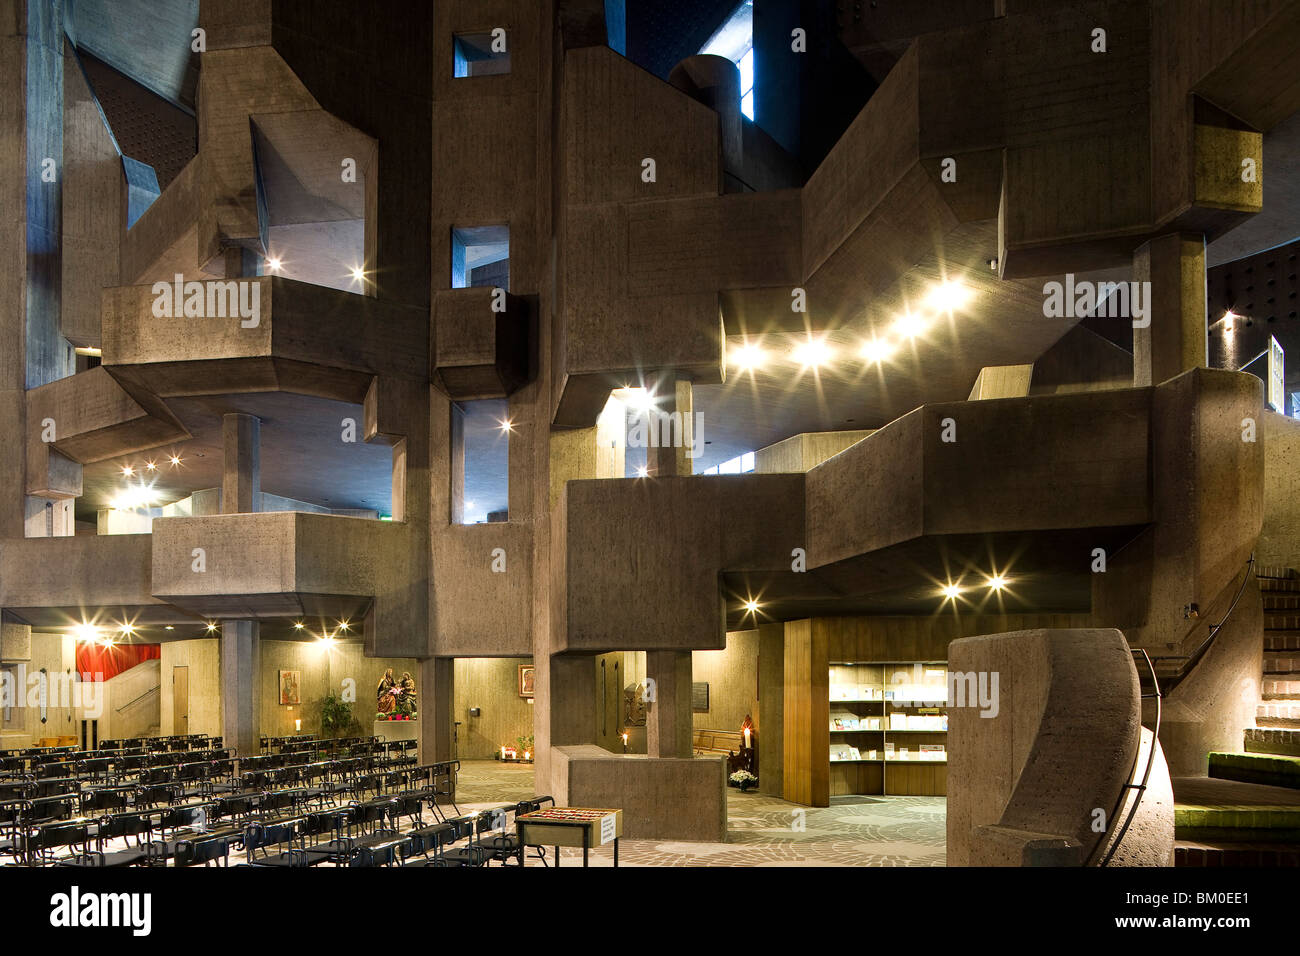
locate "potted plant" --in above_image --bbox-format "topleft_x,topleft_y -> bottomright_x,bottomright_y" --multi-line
320,692 -> 361,738
728,769 -> 758,792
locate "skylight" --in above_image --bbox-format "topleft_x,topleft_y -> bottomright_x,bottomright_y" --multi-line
700,1 -> 754,120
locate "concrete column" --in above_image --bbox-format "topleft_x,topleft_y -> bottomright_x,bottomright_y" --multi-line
646,378 -> 695,477
417,657 -> 455,765
221,413 -> 260,514
220,621 -> 260,756
757,621 -> 784,797
645,650 -> 692,757
1132,232 -> 1208,387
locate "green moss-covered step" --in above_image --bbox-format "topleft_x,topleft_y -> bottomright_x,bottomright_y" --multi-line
1209,751 -> 1300,790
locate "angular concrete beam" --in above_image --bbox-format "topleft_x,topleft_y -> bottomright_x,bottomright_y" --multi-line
102,276 -> 428,401
432,287 -> 532,399
558,474 -> 805,653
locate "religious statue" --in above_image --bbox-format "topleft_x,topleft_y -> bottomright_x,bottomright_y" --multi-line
396,672 -> 418,717
376,668 -> 397,714
376,668 -> 417,718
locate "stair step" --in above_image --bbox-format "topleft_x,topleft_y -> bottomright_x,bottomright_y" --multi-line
1174,775 -> 1300,842
1263,679 -> 1300,700
1265,613 -> 1300,630
1176,840 -> 1300,866
1245,728 -> 1300,757
1264,594 -> 1300,611
1264,633 -> 1300,652
1209,751 -> 1300,789
1264,653 -> 1300,675
1256,565 -> 1298,581
1258,701 -> 1300,725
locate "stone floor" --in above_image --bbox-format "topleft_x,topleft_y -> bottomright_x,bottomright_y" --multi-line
455,760 -> 947,866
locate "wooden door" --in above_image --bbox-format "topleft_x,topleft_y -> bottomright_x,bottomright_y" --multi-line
173,666 -> 189,735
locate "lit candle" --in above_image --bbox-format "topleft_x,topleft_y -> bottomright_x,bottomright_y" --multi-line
295,719 -> 301,733
621,732 -> 628,753
501,745 -> 506,759
743,728 -> 751,748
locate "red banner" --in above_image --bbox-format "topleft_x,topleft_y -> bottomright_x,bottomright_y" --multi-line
75,643 -> 160,682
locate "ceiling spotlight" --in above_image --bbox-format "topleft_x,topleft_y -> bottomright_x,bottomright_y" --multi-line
121,465 -> 134,477
168,455 -> 182,466
924,280 -> 971,313
791,337 -> 833,368
620,388 -> 656,413
349,266 -> 366,284
499,418 -> 514,433
743,599 -> 761,614
119,624 -> 134,634
940,583 -> 962,600
293,622 -> 305,630
860,338 -> 896,364
635,465 -> 650,478
1221,310 -> 1239,333
892,313 -> 927,339
338,621 -> 350,631
164,625 -> 174,631
732,342 -> 766,372
205,622 -> 218,633
145,461 -> 156,471
265,257 -> 282,272
987,575 -> 1008,592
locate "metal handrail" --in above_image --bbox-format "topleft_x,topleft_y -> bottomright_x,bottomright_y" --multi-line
114,685 -> 160,715
1150,553 -> 1256,691
1093,648 -> 1162,867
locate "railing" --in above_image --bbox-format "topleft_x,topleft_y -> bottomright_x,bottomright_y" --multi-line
115,685 -> 159,715
1087,648 -> 1162,867
1149,553 -> 1256,694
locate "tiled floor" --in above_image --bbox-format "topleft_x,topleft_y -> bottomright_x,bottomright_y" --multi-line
456,760 -> 947,867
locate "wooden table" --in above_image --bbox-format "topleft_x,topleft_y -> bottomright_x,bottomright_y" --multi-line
514,807 -> 622,867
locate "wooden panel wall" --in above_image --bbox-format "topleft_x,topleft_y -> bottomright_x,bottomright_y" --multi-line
783,619 -> 829,807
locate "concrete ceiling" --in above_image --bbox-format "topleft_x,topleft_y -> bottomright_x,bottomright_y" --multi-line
66,0 -> 200,110
75,391 -> 393,522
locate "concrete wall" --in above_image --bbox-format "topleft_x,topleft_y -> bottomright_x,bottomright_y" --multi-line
158,638 -> 220,738
692,628 -> 758,734
453,656 -> 534,759
947,628 -> 1173,867
553,744 -> 727,842
98,658 -> 160,741
0,631 -> 77,747
1261,411 -> 1300,571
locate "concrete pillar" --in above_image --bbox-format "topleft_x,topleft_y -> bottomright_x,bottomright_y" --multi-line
1132,232 -> 1208,387
221,413 -> 260,514
417,657 -> 455,765
645,650 -> 692,757
757,621 -> 784,797
646,378 -> 695,477
220,621 -> 260,756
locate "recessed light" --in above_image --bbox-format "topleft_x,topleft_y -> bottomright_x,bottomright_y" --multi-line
923,280 -> 971,314
791,337 -> 833,368
635,465 -> 650,478
987,575 -> 1008,591
941,583 -> 962,600
743,599 -> 760,613
860,338 -> 896,363
732,342 -> 766,371
892,313 -> 926,339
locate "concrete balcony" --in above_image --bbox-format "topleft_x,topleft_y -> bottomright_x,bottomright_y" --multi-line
100,276 -> 427,402
149,510 -> 392,621
0,533 -> 160,625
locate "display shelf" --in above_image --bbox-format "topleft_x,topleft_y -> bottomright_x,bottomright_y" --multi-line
828,660 -> 948,797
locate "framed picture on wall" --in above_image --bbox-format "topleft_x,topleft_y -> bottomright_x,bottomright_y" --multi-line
518,664 -> 535,698
279,670 -> 301,705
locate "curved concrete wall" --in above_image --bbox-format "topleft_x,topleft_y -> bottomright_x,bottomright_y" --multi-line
947,628 -> 1172,866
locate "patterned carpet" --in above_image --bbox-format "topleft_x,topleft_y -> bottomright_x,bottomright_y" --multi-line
456,759 -> 947,867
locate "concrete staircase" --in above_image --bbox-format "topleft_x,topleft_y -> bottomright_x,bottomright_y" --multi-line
1175,566 -> 1300,865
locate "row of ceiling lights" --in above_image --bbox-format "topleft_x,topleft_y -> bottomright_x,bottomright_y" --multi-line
71,619 -> 353,645
731,281 -> 973,373
734,571 -> 1011,618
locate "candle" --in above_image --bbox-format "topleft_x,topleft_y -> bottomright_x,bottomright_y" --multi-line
295,719 -> 301,733
743,728 -> 751,748
621,732 -> 628,753
501,745 -> 506,759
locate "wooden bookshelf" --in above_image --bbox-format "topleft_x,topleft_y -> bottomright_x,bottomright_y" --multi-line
828,660 -> 947,797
